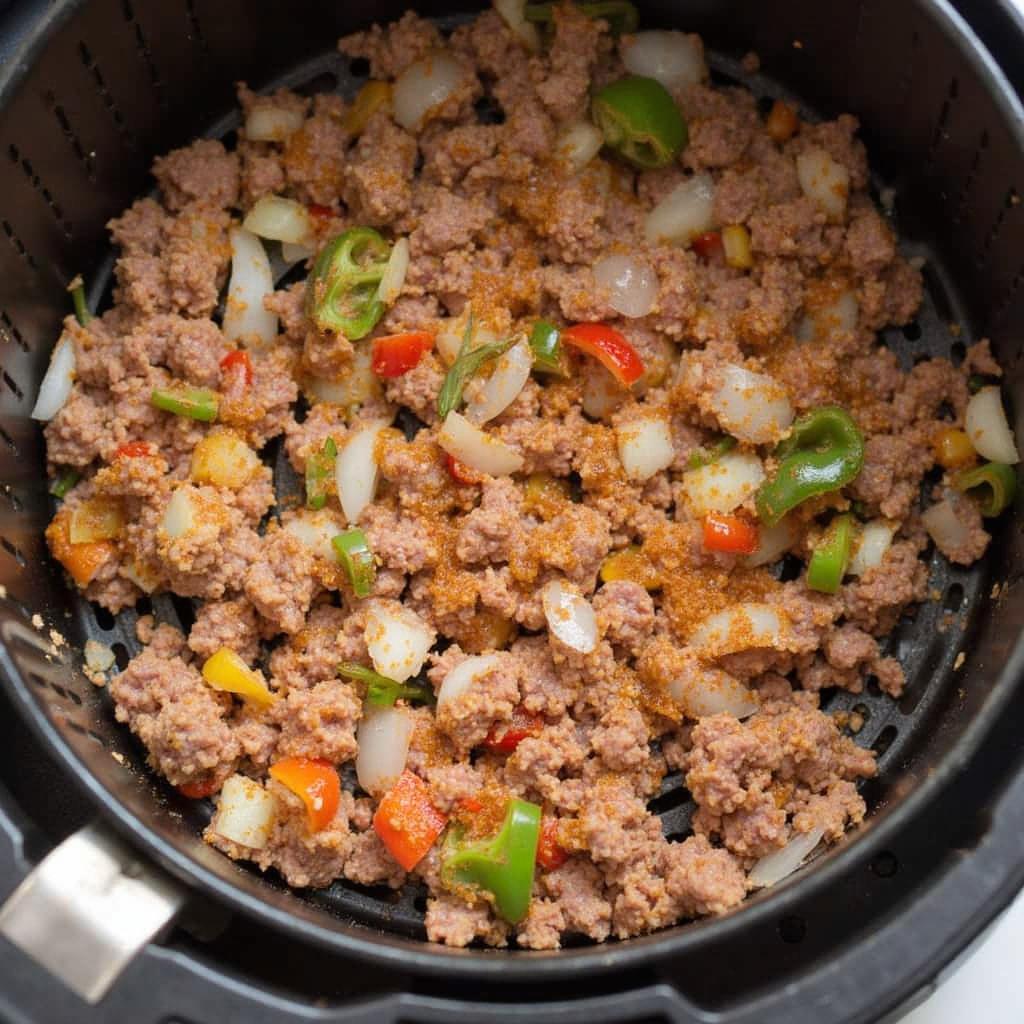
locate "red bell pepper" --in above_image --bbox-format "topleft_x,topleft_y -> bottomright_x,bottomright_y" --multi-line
373,770 -> 448,871
702,512 -> 759,555
177,777 -> 222,799
483,707 -> 543,753
220,349 -> 253,388
114,441 -> 154,459
446,453 -> 482,485
308,203 -> 334,221
536,817 -> 569,871
691,230 -> 725,263
269,756 -> 341,832
371,331 -> 434,378
561,323 -> 644,388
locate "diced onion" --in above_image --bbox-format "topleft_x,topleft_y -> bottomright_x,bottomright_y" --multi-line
356,706 -> 414,795
690,602 -> 789,657
593,253 -> 658,319
69,498 -> 124,543
392,52 -> 464,132
621,31 -> 706,90
796,290 -> 858,343
224,228 -> 278,347
796,148 -> 849,221
242,196 -> 313,246
161,487 -> 198,539
556,120 -> 604,173
616,415 -> 675,482
335,420 -> 388,523
364,603 -> 435,683
31,333 -> 75,421
922,498 -> 971,553
581,360 -> 627,420
465,337 -> 532,425
681,451 -> 765,516
743,516 -> 796,568
304,343 -> 382,407
376,237 -> 409,305
848,520 -> 895,577
283,509 -> 345,562
966,386 -> 1019,464
541,579 -> 598,654
211,775 -> 277,850
709,364 -> 793,445
190,431 -> 261,488
493,0 -> 540,52
123,560 -> 160,594
669,666 -> 759,719
748,826 -> 825,888
437,653 -> 502,711
281,241 -> 314,265
438,411 -> 524,476
84,639 -> 115,673
245,106 -> 304,143
644,172 -> 715,246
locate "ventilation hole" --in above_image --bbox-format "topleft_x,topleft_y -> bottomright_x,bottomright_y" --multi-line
950,340 -> 966,365
413,893 -> 429,914
953,130 -> 990,225
0,425 -> 17,455
27,671 -> 46,689
778,554 -> 803,583
44,90 -> 96,187
0,311 -> 29,353
901,320 -> 922,341
756,95 -> 774,116
3,489 -> 21,512
78,42 -> 132,138
870,851 -> 899,878
121,0 -> 167,109
871,724 -> 898,757
647,785 -> 690,815
2,369 -> 24,400
1,537 -> 26,568
473,95 -> 505,125
348,57 -> 370,78
184,0 -> 208,55
170,594 -> 197,632
49,682 -> 68,699
778,915 -> 806,944
93,605 -> 116,630
65,687 -> 82,706
944,582 -> 965,611
1,220 -> 38,270
936,400 -> 955,422
977,188 -> 1018,269
136,595 -> 153,617
112,642 -> 130,670
87,729 -> 107,746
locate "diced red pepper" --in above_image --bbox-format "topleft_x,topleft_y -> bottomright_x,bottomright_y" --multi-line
269,756 -> 341,832
702,512 -> 759,555
220,349 -> 253,388
446,453 -> 482,486
308,203 -> 334,221
373,770 -> 448,871
371,331 -> 434,378
483,706 -> 544,753
561,323 -> 645,388
537,817 -> 569,871
458,796 -> 484,814
176,777 -> 222,799
114,441 -> 154,459
691,231 -> 725,263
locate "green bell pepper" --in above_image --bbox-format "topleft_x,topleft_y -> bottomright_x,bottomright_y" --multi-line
332,528 -> 376,598
592,76 -> 688,170
69,277 -> 91,327
151,386 -> 219,422
954,461 -> 1017,517
756,406 -> 865,526
442,797 -> 542,924
806,513 -> 854,594
687,435 -> 737,471
305,437 -> 337,510
338,662 -> 435,707
49,468 -> 81,499
528,319 -> 566,375
306,228 -> 391,340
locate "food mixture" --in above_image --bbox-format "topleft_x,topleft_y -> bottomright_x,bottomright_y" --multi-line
33,1 -> 1019,948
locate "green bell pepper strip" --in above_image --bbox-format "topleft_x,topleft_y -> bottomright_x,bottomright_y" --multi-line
523,0 -> 639,35
306,228 -> 391,340
441,798 -> 542,924
437,313 -> 514,419
70,278 -> 91,327
305,437 -> 337,510
687,435 -> 737,471
967,373 -> 996,394
954,461 -> 1017,517
755,406 -> 865,526
50,468 -> 81,499
528,320 -> 566,375
338,662 -> 435,707
332,528 -> 376,598
151,387 -> 219,422
592,76 -> 688,170
806,514 -> 854,594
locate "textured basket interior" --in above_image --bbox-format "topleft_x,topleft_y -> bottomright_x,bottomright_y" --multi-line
0,0 -> 1022,951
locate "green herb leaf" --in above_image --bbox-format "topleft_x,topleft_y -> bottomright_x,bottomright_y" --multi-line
338,662 -> 435,706
437,313 -> 514,419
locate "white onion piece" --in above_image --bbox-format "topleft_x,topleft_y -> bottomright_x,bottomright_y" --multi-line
335,420 -> 388,524
670,667 -> 759,719
392,52 -> 463,131
743,517 -> 797,568
621,31 -> 706,90
242,196 -> 313,245
355,706 -> 414,796
438,411 -> 524,476
161,487 -> 197,539
966,386 -> 1019,464
796,148 -> 849,221
123,560 -> 160,594
211,775 -> 277,850
31,333 -> 76,421
376,237 -> 409,306
681,451 -> 765,516
593,253 -> 658,319
796,290 -> 858,343
541,579 -> 598,654
581,360 -> 628,420
304,343 -> 381,407
556,120 -> 604,173
710,365 -> 794,445
493,0 -> 540,52
245,105 -> 304,142
437,653 -> 502,711
617,416 -> 675,482
922,498 -> 972,553
283,509 -> 345,562
224,228 -> 278,347
848,520 -> 895,577
465,337 -> 532,425
749,827 -> 826,888
691,602 -> 788,657
644,173 -> 715,246
364,604 -> 435,683
281,241 -> 314,265
435,321 -> 501,366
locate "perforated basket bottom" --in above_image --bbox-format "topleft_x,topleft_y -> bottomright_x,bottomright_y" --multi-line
21,39 -> 989,944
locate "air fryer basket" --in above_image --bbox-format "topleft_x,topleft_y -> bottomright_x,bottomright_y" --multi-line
0,0 -> 1023,1019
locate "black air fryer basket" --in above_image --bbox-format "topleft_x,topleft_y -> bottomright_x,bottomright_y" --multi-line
0,0 -> 1022,1021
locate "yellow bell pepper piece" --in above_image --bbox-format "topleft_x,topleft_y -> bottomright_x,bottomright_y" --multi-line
202,647 -> 278,707
599,545 -> 661,590
343,81 -> 392,136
